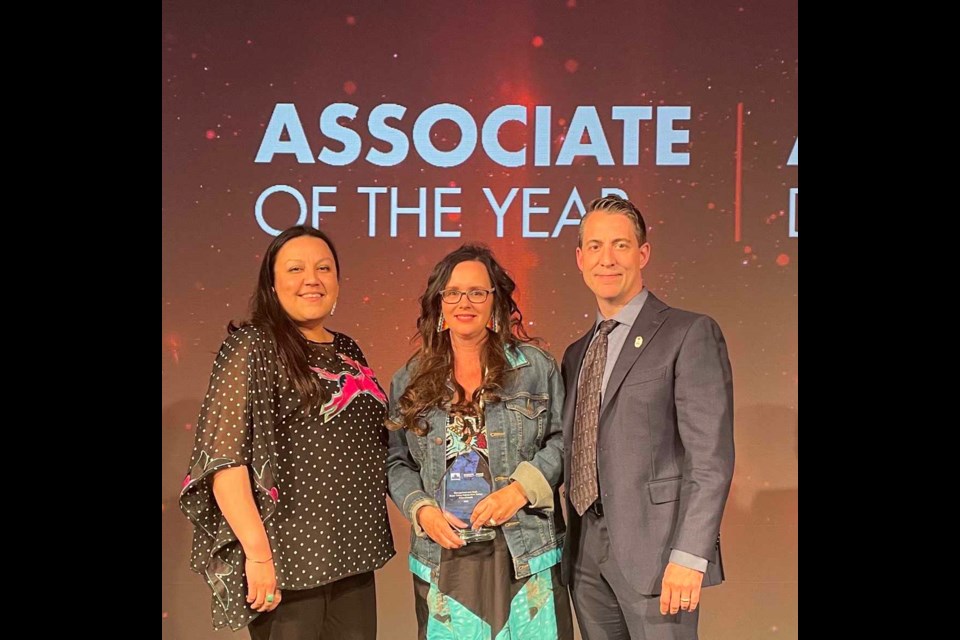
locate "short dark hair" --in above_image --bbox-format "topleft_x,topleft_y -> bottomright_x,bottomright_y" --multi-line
579,195 -> 647,247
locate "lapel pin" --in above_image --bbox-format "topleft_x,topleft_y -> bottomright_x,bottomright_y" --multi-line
634,336 -> 643,348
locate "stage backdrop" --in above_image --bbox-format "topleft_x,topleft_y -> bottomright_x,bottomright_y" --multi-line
162,1 -> 797,638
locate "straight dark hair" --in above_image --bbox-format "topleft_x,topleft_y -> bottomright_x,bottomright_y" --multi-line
230,225 -> 341,409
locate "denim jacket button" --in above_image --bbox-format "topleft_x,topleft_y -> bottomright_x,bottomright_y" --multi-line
434,437 -> 443,445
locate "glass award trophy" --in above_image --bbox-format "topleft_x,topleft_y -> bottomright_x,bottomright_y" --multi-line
436,413 -> 496,543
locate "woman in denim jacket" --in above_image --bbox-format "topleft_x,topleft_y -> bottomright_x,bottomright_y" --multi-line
387,244 -> 572,640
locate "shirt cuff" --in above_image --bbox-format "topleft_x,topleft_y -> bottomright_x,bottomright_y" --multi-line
509,461 -> 554,511
669,549 -> 709,573
405,494 -> 440,538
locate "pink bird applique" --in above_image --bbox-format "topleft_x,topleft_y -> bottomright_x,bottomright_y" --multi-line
311,354 -> 388,422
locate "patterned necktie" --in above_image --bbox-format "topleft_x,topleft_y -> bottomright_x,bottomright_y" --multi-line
570,319 -> 618,516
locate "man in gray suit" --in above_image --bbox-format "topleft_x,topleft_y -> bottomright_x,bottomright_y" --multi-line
561,195 -> 734,639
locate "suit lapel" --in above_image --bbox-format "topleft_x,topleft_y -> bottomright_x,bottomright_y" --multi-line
598,293 -> 669,420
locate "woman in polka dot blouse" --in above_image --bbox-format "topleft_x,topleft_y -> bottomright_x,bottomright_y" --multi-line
387,245 -> 573,639
180,226 -> 395,637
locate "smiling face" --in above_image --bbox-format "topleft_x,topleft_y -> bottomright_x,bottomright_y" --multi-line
576,211 -> 650,315
441,260 -> 495,342
273,235 -> 339,338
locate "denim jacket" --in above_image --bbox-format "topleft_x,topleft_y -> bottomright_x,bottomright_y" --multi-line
387,344 -> 565,582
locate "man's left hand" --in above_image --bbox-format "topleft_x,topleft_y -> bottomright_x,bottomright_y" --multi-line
660,562 -> 704,615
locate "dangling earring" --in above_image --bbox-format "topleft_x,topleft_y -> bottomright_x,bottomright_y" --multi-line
330,301 -> 337,316
487,314 -> 499,333
493,314 -> 499,333
437,313 -> 448,333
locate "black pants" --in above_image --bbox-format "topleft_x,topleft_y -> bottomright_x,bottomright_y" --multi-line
248,572 -> 377,640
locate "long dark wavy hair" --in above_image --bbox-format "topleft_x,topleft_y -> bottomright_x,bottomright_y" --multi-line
229,225 -> 341,409
389,244 -> 536,435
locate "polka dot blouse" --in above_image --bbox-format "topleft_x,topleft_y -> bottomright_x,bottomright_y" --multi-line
179,325 -> 395,630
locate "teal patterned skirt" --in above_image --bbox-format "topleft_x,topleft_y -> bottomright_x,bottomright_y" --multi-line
412,533 -> 573,640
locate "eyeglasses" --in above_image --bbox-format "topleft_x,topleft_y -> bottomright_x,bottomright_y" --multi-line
439,288 -> 495,304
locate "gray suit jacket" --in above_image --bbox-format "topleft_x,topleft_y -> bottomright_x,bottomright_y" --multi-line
560,292 -> 734,595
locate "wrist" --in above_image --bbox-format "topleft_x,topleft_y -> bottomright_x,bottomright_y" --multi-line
510,480 -> 530,504
242,540 -> 273,562
415,504 -> 434,526
247,555 -> 274,564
